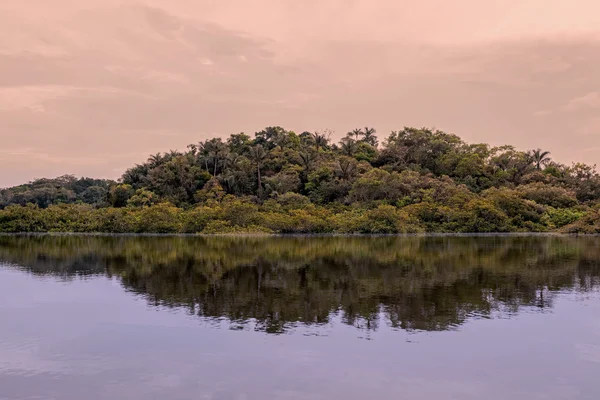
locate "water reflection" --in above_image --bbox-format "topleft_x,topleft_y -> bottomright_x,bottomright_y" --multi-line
1,235 -> 599,334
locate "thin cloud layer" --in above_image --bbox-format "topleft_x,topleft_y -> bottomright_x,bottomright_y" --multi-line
1,0 -> 599,186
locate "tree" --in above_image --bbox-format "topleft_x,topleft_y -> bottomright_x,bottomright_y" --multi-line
490,146 -> 534,185
299,150 -> 318,183
353,142 -> 378,163
311,131 -> 330,151
147,155 -> 211,204
108,184 -> 134,208
349,128 -> 362,140
121,164 -> 150,188
529,149 -> 551,170
567,163 -> 600,202
255,126 -> 286,150
339,136 -> 357,156
361,127 -> 378,147
79,186 -> 108,206
336,156 -> 358,180
195,140 -> 210,172
221,153 -> 253,195
203,138 -> 228,176
249,145 -> 268,197
227,133 -> 252,155
127,189 -> 158,208
264,170 -> 301,195
299,131 -> 315,148
274,129 -> 292,151
147,153 -> 164,168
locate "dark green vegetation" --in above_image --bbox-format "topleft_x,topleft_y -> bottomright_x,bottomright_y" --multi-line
2,235 -> 599,333
2,127 -> 600,233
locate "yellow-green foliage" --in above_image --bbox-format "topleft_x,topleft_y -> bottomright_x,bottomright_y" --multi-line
0,199 -> 595,234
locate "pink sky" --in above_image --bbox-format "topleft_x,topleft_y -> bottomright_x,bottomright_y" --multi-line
1,0 -> 599,187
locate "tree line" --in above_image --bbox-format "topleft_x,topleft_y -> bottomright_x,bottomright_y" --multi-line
1,126 -> 599,233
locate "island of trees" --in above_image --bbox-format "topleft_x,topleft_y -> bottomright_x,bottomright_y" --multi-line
1,126 -> 599,234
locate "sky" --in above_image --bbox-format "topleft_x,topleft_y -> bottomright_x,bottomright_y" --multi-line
1,0 -> 600,187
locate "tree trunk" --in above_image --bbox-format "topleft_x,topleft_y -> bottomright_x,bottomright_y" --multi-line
257,163 -> 262,197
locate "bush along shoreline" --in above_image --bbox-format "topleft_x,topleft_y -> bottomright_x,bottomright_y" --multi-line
1,127 -> 599,234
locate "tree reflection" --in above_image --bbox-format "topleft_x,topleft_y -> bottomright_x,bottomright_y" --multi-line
1,235 -> 599,333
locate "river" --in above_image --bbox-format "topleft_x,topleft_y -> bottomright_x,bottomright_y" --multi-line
1,235 -> 599,399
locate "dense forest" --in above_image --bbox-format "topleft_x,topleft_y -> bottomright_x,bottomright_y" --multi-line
1,126 -> 599,233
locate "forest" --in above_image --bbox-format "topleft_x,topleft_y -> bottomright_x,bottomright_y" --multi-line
1,126 -> 599,233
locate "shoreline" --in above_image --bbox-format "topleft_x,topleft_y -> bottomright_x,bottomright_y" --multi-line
1,231 -> 597,238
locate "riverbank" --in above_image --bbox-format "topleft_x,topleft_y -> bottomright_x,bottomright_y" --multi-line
1,202 -> 598,234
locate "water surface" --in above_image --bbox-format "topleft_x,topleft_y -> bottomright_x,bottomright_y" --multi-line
1,235 -> 600,399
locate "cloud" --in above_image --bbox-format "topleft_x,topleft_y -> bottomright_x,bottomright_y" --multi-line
0,85 -> 158,113
533,90 -> 600,122
104,66 -> 189,84
0,86 -> 69,112
532,110 -> 551,117
3,146 -> 126,165
564,92 -> 600,110
576,117 -> 600,137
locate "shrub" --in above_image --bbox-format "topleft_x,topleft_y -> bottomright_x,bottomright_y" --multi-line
332,205 -> 423,233
542,207 -> 585,228
518,183 -> 577,208
0,204 -> 47,232
222,200 -> 260,227
560,209 -> 600,234
134,203 -> 182,233
181,206 -> 224,233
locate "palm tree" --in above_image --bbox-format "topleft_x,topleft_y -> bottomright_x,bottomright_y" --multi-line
350,128 -> 362,140
186,144 -> 198,156
249,145 -> 267,196
192,141 -> 210,171
274,130 -> 291,151
337,156 -> 356,180
530,149 -> 551,170
205,139 -> 227,176
166,149 -> 181,160
362,127 -> 378,147
311,132 -> 329,151
339,137 -> 357,156
224,152 -> 241,169
147,153 -> 163,168
299,150 -> 317,182
221,153 -> 245,194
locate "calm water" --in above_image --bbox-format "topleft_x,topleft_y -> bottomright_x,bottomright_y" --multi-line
1,235 -> 600,400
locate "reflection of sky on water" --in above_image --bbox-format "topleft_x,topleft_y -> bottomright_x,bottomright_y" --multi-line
1,266 -> 600,400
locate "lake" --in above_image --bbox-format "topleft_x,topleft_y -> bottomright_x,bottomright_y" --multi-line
1,235 -> 600,400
